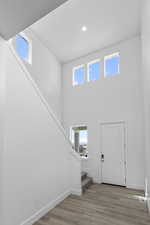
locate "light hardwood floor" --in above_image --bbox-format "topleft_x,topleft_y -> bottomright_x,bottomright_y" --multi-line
34,184 -> 150,225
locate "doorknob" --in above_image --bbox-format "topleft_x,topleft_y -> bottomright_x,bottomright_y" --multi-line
101,154 -> 104,162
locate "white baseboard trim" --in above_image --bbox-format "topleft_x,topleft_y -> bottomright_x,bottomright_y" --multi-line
126,184 -> 145,190
93,177 -> 101,184
20,190 -> 71,225
71,189 -> 82,196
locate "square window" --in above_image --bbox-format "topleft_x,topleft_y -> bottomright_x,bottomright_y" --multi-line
104,53 -> 120,78
73,65 -> 85,86
15,34 -> 31,63
88,60 -> 100,81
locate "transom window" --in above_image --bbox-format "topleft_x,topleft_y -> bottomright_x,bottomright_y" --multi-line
104,53 -> 120,77
73,65 -> 85,86
72,52 -> 120,86
70,126 -> 88,157
88,59 -> 101,81
15,34 -> 31,64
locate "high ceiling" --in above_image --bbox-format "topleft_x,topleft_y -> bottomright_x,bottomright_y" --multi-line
0,0 -> 68,39
31,0 -> 141,63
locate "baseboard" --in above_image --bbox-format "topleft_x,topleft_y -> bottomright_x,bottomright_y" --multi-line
93,177 -> 102,184
20,190 -> 71,225
127,184 -> 145,191
71,189 -> 82,196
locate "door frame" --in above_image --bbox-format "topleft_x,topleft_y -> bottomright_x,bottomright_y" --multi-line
99,121 -> 127,186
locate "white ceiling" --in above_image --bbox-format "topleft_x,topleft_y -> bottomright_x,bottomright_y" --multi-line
0,0 -> 68,39
31,0 -> 141,63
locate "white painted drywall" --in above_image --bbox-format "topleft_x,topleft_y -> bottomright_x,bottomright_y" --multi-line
141,0 -> 150,211
31,0 -> 141,63
0,0 -> 68,39
12,28 -> 62,121
0,37 -> 6,225
62,36 -> 145,189
0,42 -> 81,225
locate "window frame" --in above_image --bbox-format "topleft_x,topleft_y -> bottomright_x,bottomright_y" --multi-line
87,58 -> 101,82
70,125 -> 88,158
72,64 -> 86,86
104,52 -> 120,78
15,32 -> 32,65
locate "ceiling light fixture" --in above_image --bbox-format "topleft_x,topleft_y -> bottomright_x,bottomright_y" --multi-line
81,26 -> 87,32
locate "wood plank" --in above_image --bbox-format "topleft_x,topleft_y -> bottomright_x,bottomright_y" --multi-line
34,184 -> 150,225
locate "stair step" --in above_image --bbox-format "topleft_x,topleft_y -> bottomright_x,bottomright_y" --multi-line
82,176 -> 93,193
81,171 -> 87,181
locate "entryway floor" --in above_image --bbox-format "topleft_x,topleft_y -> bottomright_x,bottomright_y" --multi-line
34,184 -> 150,225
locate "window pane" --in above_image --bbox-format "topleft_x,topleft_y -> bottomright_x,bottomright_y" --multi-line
70,128 -> 74,145
73,66 -> 85,85
79,129 -> 88,157
105,53 -> 120,77
79,130 -> 88,145
70,126 -> 88,157
16,35 -> 29,61
88,61 -> 100,81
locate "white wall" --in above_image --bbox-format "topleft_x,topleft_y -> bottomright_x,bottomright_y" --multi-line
0,37 -> 6,225
12,29 -> 62,121
62,36 -> 145,189
0,42 -> 81,225
141,0 -> 150,211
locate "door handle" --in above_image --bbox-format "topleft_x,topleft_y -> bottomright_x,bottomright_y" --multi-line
101,154 -> 104,162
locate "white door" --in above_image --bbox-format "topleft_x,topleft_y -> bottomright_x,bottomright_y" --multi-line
101,122 -> 126,186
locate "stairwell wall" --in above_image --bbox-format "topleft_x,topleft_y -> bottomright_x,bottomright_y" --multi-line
12,28 -> 62,121
1,41 -> 71,225
0,31 -> 81,225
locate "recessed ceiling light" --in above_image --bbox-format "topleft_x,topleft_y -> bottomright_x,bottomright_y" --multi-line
81,26 -> 87,32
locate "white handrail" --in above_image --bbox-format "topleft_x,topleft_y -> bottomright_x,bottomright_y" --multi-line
7,43 -> 81,161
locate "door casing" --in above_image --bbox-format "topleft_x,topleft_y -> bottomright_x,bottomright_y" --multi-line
99,121 -> 127,186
